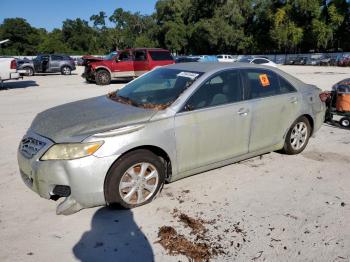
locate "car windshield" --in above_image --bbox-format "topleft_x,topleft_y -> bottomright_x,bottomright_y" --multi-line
109,68 -> 203,110
105,52 -> 117,60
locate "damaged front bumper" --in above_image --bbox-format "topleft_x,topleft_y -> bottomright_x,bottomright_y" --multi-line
81,66 -> 95,80
17,131 -> 117,215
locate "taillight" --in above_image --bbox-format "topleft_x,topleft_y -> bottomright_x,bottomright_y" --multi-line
10,59 -> 17,69
319,91 -> 331,102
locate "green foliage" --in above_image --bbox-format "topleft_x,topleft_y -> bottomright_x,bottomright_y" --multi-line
0,0 -> 349,56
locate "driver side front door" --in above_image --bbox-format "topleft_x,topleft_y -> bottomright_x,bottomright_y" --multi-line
174,70 -> 252,173
112,51 -> 135,78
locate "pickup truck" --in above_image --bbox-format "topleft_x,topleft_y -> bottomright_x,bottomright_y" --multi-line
0,57 -> 23,87
82,48 -> 174,85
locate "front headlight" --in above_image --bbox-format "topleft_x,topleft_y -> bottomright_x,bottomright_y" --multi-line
40,141 -> 104,161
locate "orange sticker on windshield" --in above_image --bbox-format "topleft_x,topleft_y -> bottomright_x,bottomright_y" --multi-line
259,74 -> 270,87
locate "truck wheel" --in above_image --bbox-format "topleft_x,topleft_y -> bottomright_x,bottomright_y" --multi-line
24,67 -> 34,76
104,149 -> 165,209
282,116 -> 311,155
340,117 -> 350,128
95,70 -> 111,85
61,66 -> 71,75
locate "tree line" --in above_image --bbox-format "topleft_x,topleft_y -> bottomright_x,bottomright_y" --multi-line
0,0 -> 349,56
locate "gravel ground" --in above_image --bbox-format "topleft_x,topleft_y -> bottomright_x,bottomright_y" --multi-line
0,66 -> 349,262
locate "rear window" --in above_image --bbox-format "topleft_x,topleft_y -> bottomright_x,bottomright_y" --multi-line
149,51 -> 173,61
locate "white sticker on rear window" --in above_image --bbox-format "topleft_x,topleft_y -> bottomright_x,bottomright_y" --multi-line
177,72 -> 199,79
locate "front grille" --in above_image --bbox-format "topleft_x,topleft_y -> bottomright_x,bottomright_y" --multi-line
20,137 -> 46,158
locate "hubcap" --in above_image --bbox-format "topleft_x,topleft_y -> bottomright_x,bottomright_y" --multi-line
119,162 -> 159,205
26,68 -> 33,75
99,73 -> 108,83
290,122 -> 308,150
341,119 -> 350,127
63,67 -> 70,74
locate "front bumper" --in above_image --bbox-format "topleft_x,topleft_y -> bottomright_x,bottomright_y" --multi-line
17,131 -> 118,215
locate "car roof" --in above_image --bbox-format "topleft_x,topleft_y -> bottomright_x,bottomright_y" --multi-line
165,62 -> 272,73
164,62 -> 306,88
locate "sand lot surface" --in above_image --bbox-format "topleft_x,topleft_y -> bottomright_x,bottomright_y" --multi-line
0,66 -> 349,262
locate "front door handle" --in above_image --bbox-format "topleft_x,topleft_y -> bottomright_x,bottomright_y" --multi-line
237,108 -> 249,116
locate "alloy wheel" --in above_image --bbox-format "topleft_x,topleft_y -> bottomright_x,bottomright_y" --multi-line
290,122 -> 308,150
119,162 -> 159,205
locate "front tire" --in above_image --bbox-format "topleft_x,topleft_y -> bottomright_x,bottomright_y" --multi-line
104,150 -> 165,209
282,116 -> 311,155
95,70 -> 111,85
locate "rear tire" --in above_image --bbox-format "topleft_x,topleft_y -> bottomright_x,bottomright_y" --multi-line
340,117 -> 350,128
24,67 -> 34,76
282,116 -> 311,155
95,70 -> 111,85
61,66 -> 71,75
104,150 -> 165,209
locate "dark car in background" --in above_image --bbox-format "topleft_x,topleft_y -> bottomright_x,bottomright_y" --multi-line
18,54 -> 76,76
175,56 -> 200,63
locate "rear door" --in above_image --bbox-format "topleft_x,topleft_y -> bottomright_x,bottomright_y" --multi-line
33,55 -> 42,72
112,50 -> 135,78
241,69 -> 300,152
133,49 -> 149,77
49,55 -> 62,72
174,69 -> 252,172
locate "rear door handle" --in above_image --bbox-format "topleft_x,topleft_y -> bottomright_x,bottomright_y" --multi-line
289,97 -> 298,104
237,108 -> 249,116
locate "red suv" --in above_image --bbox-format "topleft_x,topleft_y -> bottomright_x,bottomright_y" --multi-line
82,48 -> 174,85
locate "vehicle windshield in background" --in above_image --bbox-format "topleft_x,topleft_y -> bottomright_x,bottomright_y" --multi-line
105,52 -> 117,60
238,58 -> 252,63
109,68 -> 203,110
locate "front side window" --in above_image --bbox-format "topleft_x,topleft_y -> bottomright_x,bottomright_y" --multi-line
118,51 -> 131,61
109,68 -> 203,110
185,70 -> 243,111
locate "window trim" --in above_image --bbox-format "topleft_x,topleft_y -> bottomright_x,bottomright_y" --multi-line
178,68 -> 245,114
241,68 -> 297,101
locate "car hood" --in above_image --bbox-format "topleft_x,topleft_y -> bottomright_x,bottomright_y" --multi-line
29,95 -> 157,143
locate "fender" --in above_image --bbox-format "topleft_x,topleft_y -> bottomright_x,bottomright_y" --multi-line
93,65 -> 112,74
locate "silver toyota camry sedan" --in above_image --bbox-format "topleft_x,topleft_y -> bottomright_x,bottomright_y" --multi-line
17,63 -> 325,215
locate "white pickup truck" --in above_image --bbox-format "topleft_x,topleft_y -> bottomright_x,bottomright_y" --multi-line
0,57 -> 23,87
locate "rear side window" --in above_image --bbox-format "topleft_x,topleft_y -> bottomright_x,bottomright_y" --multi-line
252,58 -> 268,64
279,76 -> 296,94
51,55 -> 64,61
134,50 -> 147,61
149,51 -> 173,61
242,69 -> 279,99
